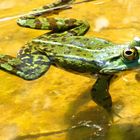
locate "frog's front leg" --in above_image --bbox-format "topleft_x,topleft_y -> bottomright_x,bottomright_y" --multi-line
91,74 -> 113,113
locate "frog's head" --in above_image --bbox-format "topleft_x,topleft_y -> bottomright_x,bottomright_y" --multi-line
100,37 -> 140,74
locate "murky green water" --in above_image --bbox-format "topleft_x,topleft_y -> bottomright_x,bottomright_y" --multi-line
0,0 -> 140,140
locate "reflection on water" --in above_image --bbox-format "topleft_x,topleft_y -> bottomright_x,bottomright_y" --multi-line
0,0 -> 140,140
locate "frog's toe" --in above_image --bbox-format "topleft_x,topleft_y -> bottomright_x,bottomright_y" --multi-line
17,18 -> 26,26
17,16 -> 36,28
106,108 -> 122,123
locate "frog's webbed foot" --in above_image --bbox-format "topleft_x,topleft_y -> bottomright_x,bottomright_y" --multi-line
29,0 -> 75,16
43,0 -> 75,8
105,107 -> 122,123
91,74 -> 121,121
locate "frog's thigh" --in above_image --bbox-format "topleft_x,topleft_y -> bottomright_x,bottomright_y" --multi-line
17,47 -> 51,80
91,75 -> 113,112
0,49 -> 51,80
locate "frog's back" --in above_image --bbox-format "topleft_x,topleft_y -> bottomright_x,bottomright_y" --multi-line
32,36 -> 115,75
36,35 -> 113,50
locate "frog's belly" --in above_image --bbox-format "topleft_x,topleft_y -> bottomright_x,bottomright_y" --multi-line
51,55 -> 101,75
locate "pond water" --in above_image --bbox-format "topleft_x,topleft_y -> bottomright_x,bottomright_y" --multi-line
0,0 -> 140,140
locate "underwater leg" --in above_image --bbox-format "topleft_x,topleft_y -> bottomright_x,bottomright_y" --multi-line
91,74 -> 113,113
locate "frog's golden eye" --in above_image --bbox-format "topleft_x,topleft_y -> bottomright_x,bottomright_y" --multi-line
123,48 -> 138,61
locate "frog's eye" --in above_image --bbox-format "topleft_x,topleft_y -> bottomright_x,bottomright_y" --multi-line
122,48 -> 138,61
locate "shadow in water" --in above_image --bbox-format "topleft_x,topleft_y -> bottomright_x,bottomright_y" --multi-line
14,122 -> 140,140
14,125 -> 86,140
135,72 -> 140,82
14,88 -> 124,140
64,88 -> 124,140
107,122 -> 140,140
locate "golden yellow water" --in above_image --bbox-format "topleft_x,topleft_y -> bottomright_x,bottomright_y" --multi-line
1,0 -> 140,140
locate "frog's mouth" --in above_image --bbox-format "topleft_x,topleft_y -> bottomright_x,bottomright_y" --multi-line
99,56 -> 140,74
100,66 -> 138,74
99,45 -> 140,74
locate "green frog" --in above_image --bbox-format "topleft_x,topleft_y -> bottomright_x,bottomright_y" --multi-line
1,0 -> 140,114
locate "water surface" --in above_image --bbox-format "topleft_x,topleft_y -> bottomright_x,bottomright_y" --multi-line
0,0 -> 140,140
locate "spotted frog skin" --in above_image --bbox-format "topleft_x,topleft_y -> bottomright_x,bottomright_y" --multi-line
1,0 -> 140,113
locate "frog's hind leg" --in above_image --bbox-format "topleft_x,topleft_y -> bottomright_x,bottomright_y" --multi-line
0,44 -> 51,80
17,0 -> 89,36
17,16 -> 89,37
